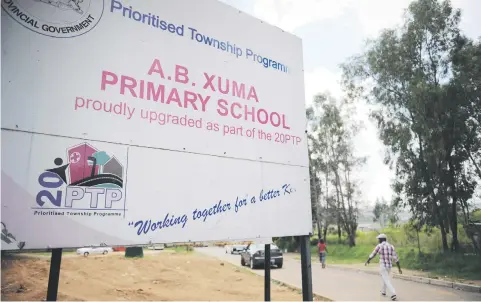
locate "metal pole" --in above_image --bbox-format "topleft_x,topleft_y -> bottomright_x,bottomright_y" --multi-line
46,248 -> 63,301
264,244 -> 271,301
300,236 -> 313,301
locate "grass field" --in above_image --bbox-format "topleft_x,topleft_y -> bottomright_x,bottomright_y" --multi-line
307,243 -> 481,281
281,225 -> 481,281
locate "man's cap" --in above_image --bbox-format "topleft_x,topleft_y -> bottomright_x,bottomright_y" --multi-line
376,233 -> 387,239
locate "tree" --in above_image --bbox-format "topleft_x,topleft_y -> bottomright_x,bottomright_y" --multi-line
403,218 -> 424,253
307,129 -> 322,239
450,37 -> 481,182
342,0 -> 479,252
373,198 -> 399,228
306,93 -> 365,246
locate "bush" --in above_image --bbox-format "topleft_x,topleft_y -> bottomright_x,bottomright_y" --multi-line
275,237 -> 299,252
125,246 -> 144,258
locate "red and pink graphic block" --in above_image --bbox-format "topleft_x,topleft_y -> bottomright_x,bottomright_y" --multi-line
67,143 -> 99,184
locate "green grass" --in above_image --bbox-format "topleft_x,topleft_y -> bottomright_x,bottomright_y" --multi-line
308,243 -> 481,280
283,224 -> 481,281
310,244 -> 373,264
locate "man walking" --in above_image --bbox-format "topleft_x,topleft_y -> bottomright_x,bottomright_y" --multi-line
365,234 -> 402,301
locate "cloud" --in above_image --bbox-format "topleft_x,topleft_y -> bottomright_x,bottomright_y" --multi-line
253,0 -> 353,32
352,102 -> 395,203
303,67 -> 342,106
251,0 -> 478,40
354,0 -> 480,39
353,0 -> 412,38
250,0 -> 410,36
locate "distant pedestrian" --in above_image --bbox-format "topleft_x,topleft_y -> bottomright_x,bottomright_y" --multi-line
365,233 -> 402,301
318,239 -> 328,268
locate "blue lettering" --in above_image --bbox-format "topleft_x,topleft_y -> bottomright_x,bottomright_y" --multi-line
162,213 -> 171,228
260,188 -> 283,201
203,35 -> 214,46
282,184 -> 292,195
130,213 -> 188,235
129,184 -> 293,236
234,197 -> 247,213
192,200 -> 231,222
38,171 -> 64,188
134,220 -> 151,235
110,0 -> 184,37
159,20 -> 167,30
109,0 -> 287,73
110,0 -> 122,13
36,190 -> 62,207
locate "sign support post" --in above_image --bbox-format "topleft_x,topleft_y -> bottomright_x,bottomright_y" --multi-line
46,248 -> 63,301
300,236 -> 313,301
264,243 -> 271,301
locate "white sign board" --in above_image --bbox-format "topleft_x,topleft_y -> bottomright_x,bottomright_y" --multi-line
1,0 -> 312,250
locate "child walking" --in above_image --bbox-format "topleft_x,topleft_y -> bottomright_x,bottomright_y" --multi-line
318,239 -> 328,268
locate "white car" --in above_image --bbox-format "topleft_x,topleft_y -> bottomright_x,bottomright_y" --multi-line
76,243 -> 113,256
147,244 -> 165,250
227,244 -> 247,254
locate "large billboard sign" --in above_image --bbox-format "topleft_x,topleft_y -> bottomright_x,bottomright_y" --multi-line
1,0 -> 311,250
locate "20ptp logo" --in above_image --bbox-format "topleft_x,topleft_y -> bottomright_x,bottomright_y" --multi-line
35,143 -> 126,216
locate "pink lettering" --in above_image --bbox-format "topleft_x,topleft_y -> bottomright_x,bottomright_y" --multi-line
247,87 -> 259,103
231,102 -> 242,119
101,71 -> 117,91
245,106 -> 255,122
217,99 -> 228,116
232,81 -> 245,99
282,115 -> 290,130
257,109 -> 269,124
147,82 -> 165,103
198,94 -> 210,112
203,73 -> 216,91
147,59 -> 165,78
120,76 -> 137,97
175,65 -> 189,84
218,77 -> 229,95
184,91 -> 198,110
270,112 -> 281,127
75,97 -> 85,110
166,88 -> 182,107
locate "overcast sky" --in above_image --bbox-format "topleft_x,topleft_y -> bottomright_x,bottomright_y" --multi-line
220,0 -> 481,205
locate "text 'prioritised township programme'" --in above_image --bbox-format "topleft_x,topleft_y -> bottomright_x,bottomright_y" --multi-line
110,0 -> 289,74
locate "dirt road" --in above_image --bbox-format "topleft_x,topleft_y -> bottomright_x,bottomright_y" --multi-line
197,247 -> 481,301
1,251 -> 303,301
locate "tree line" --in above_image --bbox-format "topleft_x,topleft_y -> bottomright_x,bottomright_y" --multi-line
307,0 -> 480,252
